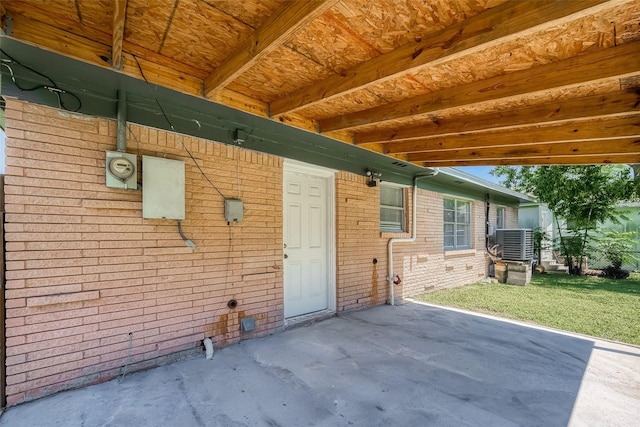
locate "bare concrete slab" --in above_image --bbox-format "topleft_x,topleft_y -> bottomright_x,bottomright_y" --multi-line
1,302 -> 638,426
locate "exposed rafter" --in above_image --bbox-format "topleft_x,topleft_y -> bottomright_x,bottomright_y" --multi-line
269,0 -> 613,116
319,41 -> 640,132
409,137 -> 640,162
5,12 -> 343,142
418,152 -> 640,167
203,0 -> 338,98
111,0 -> 127,69
355,90 -> 640,144
384,115 -> 640,154
3,0 -> 640,168
9,14 -> 205,95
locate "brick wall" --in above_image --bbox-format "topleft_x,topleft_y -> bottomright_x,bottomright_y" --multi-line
2,99 -> 520,405
334,182 -> 519,304
335,172 -> 389,311
3,100 -> 284,405
391,190 -> 488,298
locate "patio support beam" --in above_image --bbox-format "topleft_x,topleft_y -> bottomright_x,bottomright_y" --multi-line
4,13 -> 340,140
111,0 -> 128,69
354,90 -> 640,145
418,152 -> 640,167
385,115 -> 640,154
268,0 -> 614,116
408,137 -> 640,163
203,0 -> 338,98
318,40 -> 640,132
7,13 -> 206,95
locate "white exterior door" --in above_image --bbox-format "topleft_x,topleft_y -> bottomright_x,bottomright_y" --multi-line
283,164 -> 334,318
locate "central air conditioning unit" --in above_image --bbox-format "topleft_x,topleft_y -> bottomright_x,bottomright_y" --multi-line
496,229 -> 534,261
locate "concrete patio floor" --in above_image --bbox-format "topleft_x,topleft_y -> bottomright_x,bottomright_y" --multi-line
1,302 -> 639,426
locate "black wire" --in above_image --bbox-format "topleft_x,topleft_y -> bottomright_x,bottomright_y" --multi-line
132,54 -> 227,200
0,48 -> 82,112
133,55 -> 239,339
209,223 -> 235,333
126,124 -> 142,156
0,48 -> 55,86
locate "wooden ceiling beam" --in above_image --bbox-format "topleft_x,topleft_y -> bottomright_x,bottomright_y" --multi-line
269,0 -> 615,116
111,0 -> 127,69
4,13 -> 340,140
418,153 -> 640,167
385,115 -> 640,154
8,13 -> 204,94
319,40 -> 640,132
203,0 -> 338,98
355,90 -> 640,145
408,137 -> 640,163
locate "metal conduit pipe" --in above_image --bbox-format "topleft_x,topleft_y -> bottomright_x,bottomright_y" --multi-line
387,168 -> 439,306
116,90 -> 127,153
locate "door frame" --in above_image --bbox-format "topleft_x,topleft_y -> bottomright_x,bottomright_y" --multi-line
283,159 -> 336,317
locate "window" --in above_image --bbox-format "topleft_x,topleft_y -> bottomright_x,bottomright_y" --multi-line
380,184 -> 405,232
443,198 -> 471,250
496,207 -> 505,229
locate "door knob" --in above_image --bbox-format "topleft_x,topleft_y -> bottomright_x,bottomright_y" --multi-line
284,254 -> 288,259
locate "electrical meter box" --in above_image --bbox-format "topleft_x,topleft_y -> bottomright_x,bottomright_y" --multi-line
142,156 -> 185,220
105,151 -> 137,190
224,199 -> 244,222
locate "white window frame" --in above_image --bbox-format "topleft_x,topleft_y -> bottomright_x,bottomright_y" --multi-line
380,183 -> 406,233
496,206 -> 505,229
443,197 -> 472,251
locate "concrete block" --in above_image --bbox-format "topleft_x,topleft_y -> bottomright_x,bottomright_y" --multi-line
495,263 -> 507,283
506,263 -> 531,286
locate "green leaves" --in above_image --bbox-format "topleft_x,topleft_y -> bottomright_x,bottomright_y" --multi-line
493,165 -> 637,228
492,165 -> 638,274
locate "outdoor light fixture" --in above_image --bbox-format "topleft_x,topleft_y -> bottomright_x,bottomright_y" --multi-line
366,169 -> 382,187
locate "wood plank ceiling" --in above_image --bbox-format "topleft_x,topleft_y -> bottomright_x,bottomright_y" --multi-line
1,0 -> 639,167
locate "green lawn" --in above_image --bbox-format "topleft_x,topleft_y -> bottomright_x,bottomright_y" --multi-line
414,272 -> 640,346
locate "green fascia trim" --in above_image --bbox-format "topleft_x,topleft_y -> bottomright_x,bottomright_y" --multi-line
0,36 -> 527,204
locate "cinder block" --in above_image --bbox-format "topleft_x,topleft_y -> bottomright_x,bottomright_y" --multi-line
506,263 -> 532,286
508,263 -> 530,273
506,276 -> 529,286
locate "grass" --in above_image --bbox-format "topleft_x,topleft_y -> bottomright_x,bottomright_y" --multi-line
414,271 -> 640,346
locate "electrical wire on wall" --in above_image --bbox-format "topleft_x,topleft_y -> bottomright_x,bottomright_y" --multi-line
125,124 -> 145,190
133,55 -> 227,200
236,145 -> 242,199
0,48 -> 81,112
133,54 -> 240,345
127,124 -> 143,157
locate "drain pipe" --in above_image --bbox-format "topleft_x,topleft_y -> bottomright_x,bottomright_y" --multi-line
387,168 -> 439,305
116,90 -> 127,152
203,337 -> 214,360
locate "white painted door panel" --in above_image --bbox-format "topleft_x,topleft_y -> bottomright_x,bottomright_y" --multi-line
284,171 -> 328,318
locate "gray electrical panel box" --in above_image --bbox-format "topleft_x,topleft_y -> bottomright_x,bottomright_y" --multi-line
224,199 -> 244,222
142,156 -> 185,220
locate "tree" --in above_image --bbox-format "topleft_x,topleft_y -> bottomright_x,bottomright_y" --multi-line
596,229 -> 637,279
491,165 -> 639,275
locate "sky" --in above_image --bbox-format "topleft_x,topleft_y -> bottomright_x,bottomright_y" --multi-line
454,166 -> 501,184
